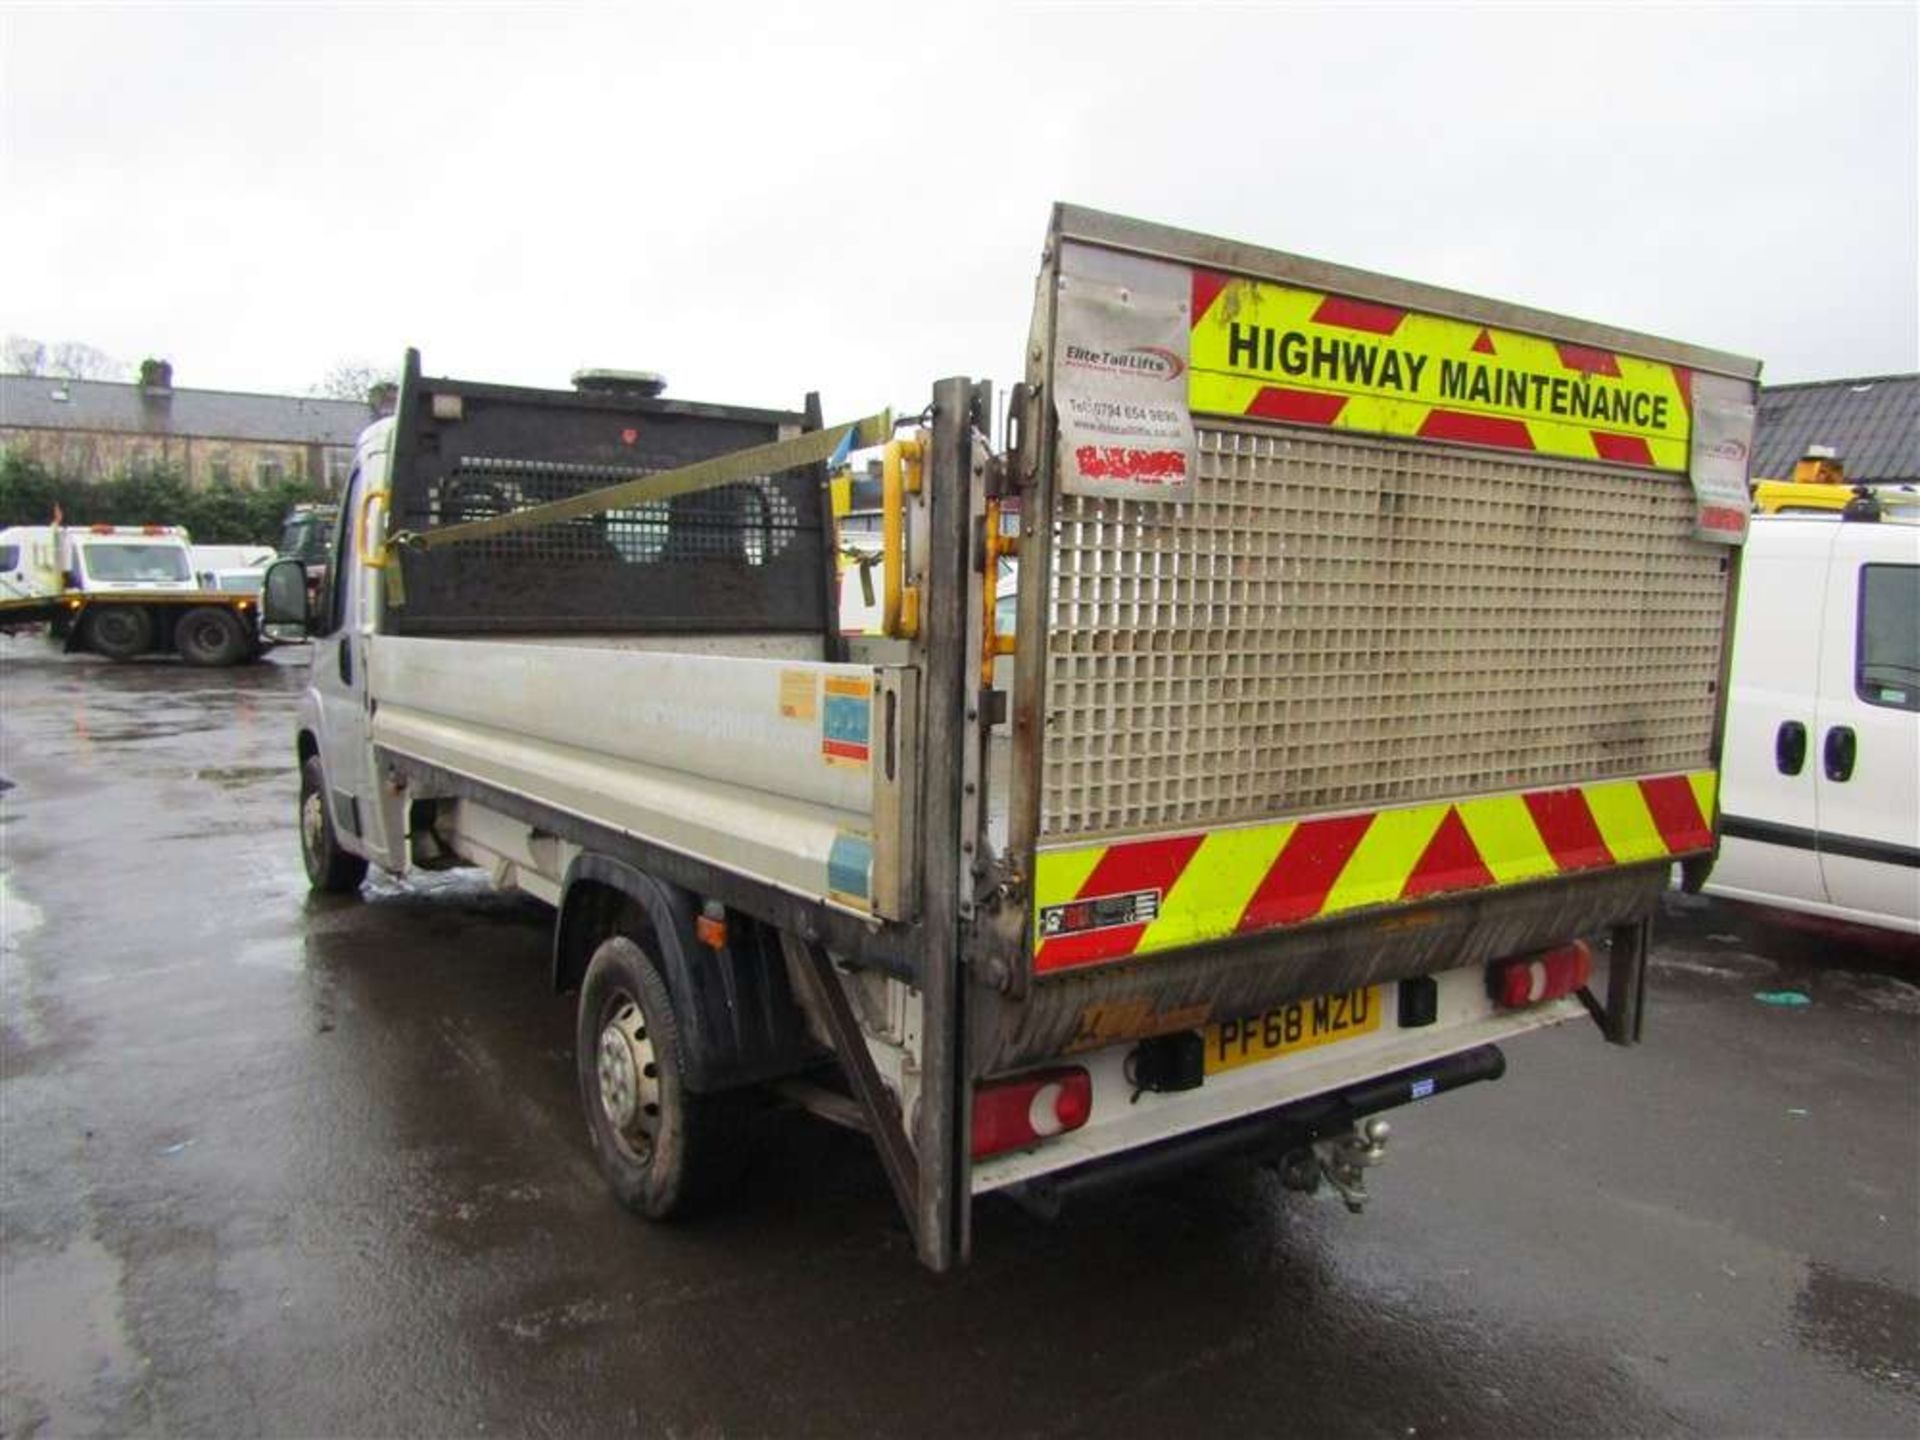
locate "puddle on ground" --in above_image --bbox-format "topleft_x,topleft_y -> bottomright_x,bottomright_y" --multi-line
1794,1262 -> 1920,1395
0,1234 -> 147,1435
194,765 -> 287,788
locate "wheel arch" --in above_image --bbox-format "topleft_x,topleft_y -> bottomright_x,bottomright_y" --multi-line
556,853 -> 813,1094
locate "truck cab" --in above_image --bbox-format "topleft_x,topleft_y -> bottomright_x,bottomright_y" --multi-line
0,525 -> 61,602
62,525 -> 198,593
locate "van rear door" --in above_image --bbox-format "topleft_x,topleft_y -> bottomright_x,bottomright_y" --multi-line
1712,522 -> 1831,911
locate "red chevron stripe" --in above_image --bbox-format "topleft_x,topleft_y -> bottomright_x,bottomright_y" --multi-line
1247,386 -> 1348,426
1312,295 -> 1407,335
1670,365 -> 1693,415
1237,814 -> 1374,931
1191,269 -> 1231,328
1417,407 -> 1537,452
1591,432 -> 1655,467
1034,833 -> 1204,971
1401,808 -> 1496,899
1638,775 -> 1713,853
1555,343 -> 1622,377
1523,788 -> 1614,871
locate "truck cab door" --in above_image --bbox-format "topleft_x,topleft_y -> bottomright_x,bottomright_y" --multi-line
1710,526 -> 1831,910
312,464 -> 398,868
1813,533 -> 1920,930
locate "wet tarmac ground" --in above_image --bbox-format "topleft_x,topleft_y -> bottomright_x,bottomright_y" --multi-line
2,640 -> 1916,1438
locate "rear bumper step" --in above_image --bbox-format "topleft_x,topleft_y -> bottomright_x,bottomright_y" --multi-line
1004,1044 -> 1507,1213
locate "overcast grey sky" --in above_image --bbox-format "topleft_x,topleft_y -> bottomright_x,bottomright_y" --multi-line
3,2 -> 1915,415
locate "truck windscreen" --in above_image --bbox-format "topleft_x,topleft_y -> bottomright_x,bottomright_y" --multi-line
81,544 -> 192,584
280,517 -> 332,564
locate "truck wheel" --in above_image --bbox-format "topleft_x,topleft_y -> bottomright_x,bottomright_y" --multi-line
578,935 -> 746,1220
84,606 -> 152,660
176,606 -> 249,666
300,756 -> 367,894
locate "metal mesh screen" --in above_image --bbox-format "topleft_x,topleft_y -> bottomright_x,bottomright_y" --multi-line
386,381 -> 826,636
1039,423 -> 1727,840
424,458 -> 805,568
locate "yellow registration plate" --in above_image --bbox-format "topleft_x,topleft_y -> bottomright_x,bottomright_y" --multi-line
1205,986 -> 1383,1075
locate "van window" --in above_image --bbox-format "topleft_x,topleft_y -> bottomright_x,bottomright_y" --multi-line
322,468 -> 360,637
0,544 -> 18,570
1857,564 -> 1919,712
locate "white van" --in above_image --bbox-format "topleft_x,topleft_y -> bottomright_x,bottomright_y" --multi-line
1706,505 -> 1920,934
190,543 -> 276,593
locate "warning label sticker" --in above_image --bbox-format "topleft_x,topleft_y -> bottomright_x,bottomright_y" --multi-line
1054,245 -> 1195,500
827,830 -> 873,908
1188,270 -> 1697,472
821,675 -> 871,767
778,669 -> 817,722
1039,888 -> 1162,939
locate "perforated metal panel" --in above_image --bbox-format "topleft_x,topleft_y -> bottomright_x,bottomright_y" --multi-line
425,458 -> 804,568
385,364 -> 825,636
1039,422 -> 1727,840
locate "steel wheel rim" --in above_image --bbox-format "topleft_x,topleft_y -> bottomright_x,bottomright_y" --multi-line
301,787 -> 326,869
98,613 -> 138,646
597,996 -> 660,1161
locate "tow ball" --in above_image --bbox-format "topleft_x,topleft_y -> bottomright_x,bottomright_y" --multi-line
1276,1118 -> 1393,1213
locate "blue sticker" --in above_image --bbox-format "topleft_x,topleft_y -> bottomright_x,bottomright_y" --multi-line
1410,1077 -> 1436,1100
822,676 -> 871,765
828,831 -> 873,901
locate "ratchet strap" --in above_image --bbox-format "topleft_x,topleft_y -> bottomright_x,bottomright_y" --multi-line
385,409 -> 893,554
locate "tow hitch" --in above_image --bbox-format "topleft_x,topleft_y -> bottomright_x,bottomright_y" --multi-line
1277,1117 -> 1393,1213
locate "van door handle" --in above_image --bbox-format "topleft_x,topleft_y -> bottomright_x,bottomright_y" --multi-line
337,635 -> 353,687
1822,725 -> 1856,782
1775,720 -> 1807,775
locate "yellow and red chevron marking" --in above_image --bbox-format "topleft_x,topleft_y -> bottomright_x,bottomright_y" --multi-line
1032,771 -> 1717,974
1187,270 -> 1693,472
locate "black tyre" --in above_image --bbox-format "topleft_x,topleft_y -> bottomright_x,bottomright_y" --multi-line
176,606 -> 250,666
84,606 -> 153,660
299,755 -> 367,894
577,935 -> 746,1220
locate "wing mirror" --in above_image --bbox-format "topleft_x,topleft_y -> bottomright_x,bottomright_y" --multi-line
262,558 -> 312,640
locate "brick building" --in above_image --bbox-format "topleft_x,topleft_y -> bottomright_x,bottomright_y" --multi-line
0,360 -> 387,493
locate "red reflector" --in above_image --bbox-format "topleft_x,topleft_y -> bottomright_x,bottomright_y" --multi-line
970,1067 -> 1092,1160
1491,941 -> 1593,1009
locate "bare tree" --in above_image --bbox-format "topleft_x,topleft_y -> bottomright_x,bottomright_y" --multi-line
49,341 -> 127,380
311,360 -> 398,402
4,335 -> 128,380
4,335 -> 48,375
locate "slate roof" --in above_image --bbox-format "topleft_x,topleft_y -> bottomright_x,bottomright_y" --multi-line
0,374 -> 371,448
1752,373 -> 1919,483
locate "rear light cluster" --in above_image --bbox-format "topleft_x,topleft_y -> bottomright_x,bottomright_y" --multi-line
1489,940 -> 1592,1010
971,1066 -> 1092,1160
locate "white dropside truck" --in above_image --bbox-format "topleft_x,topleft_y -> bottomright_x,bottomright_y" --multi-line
263,208 -> 1761,1269
0,523 -> 265,665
